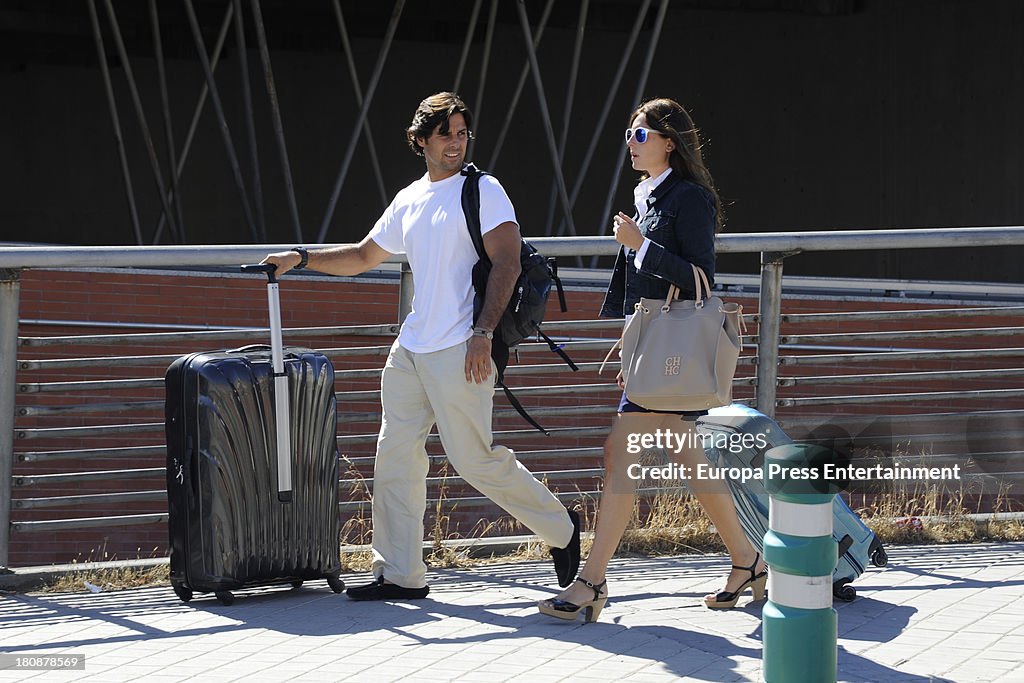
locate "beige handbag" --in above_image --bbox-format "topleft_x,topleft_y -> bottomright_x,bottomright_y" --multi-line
601,264 -> 744,411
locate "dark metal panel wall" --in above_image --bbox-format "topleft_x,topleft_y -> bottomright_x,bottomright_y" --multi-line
1,0 -> 1021,281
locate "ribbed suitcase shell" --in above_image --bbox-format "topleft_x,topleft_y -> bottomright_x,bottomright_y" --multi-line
697,404 -> 887,600
165,346 -> 342,602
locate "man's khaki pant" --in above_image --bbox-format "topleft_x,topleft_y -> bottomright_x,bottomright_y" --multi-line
370,340 -> 573,588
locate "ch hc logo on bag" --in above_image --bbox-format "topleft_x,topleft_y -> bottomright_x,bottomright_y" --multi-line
664,356 -> 682,376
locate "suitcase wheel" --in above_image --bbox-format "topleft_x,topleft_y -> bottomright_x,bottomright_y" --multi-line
833,581 -> 857,602
291,580 -> 303,589
327,574 -> 346,594
172,581 -> 192,602
215,591 -> 235,606
172,582 -> 193,603
871,547 -> 888,567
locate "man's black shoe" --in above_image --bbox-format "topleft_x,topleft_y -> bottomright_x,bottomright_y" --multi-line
550,508 -> 581,588
345,576 -> 430,601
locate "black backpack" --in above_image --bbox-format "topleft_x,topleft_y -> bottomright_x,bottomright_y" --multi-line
461,163 -> 578,433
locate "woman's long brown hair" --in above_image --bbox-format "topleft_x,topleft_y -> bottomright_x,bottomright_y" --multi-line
631,98 -> 724,233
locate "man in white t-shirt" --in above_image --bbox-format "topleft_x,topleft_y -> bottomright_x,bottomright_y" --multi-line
263,92 -> 579,601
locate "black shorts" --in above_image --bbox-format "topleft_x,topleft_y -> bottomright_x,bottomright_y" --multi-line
617,392 -> 708,421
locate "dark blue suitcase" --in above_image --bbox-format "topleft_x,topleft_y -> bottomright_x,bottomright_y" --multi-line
164,266 -> 344,604
697,404 -> 887,601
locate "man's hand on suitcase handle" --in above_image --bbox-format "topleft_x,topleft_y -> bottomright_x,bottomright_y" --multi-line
260,250 -> 304,277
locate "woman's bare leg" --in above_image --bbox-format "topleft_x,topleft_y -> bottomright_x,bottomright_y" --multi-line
658,414 -> 765,597
546,412 -> 663,604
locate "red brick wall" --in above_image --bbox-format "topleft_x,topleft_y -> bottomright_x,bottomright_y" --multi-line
7,268 -> 1022,566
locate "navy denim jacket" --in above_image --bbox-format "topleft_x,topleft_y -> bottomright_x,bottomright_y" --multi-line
599,171 -> 717,318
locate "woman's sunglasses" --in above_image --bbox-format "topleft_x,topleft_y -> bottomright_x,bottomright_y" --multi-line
624,126 -> 663,144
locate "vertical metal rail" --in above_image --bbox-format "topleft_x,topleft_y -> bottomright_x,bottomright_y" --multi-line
596,0 -> 670,241
331,0 -> 389,210
558,0 -> 651,239
452,0 -> 483,93
102,0 -> 183,244
149,0 -> 186,243
544,0 -> 589,236
468,0 -> 498,161
183,0 -> 260,242
0,270 -> 19,569
234,0 -> 267,243
486,0 -> 555,171
152,3 -> 234,245
86,0 -> 143,246
756,252 -> 787,417
514,0 -> 577,238
318,0 -> 406,244
251,0 -> 303,243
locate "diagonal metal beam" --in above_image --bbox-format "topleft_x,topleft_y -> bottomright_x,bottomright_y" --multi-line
318,0 -> 405,244
452,0 -> 483,93
544,0 -> 589,236
597,0 -> 670,240
468,0 -> 498,161
152,2 -> 234,245
183,0 -> 259,242
486,0 -> 555,171
251,0 -> 303,243
514,0 -> 576,238
149,0 -> 185,243
331,0 -> 388,210
102,0 -> 183,244
86,0 -> 142,245
234,0 -> 266,242
557,0 -> 652,239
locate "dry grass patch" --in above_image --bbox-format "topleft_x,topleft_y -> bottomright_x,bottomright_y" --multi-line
41,563 -> 169,594
619,490 -> 725,556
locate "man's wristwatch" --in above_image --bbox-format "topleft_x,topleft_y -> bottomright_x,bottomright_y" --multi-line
471,326 -> 494,340
291,246 -> 309,270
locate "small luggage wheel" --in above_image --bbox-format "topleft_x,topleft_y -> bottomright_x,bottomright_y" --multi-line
291,580 -> 303,589
215,591 -> 235,606
833,580 -> 857,602
172,582 -> 193,603
327,574 -> 346,594
871,547 -> 888,567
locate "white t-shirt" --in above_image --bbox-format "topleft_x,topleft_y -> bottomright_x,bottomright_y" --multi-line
368,170 -> 518,353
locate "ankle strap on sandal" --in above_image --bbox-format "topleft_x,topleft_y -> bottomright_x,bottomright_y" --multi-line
731,552 -> 762,577
577,577 -> 607,599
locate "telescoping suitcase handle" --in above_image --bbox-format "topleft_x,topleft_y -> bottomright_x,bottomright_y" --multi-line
240,263 -> 293,502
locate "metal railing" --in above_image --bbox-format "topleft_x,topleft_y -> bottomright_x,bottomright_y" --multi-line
3,226 -> 1024,568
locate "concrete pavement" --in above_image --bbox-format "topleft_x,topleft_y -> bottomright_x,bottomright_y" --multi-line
2,542 -> 1023,682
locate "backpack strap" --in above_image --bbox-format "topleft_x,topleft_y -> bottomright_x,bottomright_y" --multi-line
538,329 -> 578,371
497,378 -> 550,436
547,257 -> 568,313
461,163 -> 489,264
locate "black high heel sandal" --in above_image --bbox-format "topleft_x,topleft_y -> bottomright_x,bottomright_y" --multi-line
537,577 -> 608,623
704,552 -> 768,610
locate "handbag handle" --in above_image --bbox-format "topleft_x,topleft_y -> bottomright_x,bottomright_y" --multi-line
664,264 -> 711,310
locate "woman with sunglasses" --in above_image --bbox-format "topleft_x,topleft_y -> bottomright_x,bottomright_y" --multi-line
538,98 -> 765,623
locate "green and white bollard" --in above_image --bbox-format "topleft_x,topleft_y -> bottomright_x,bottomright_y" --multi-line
763,444 -> 839,683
